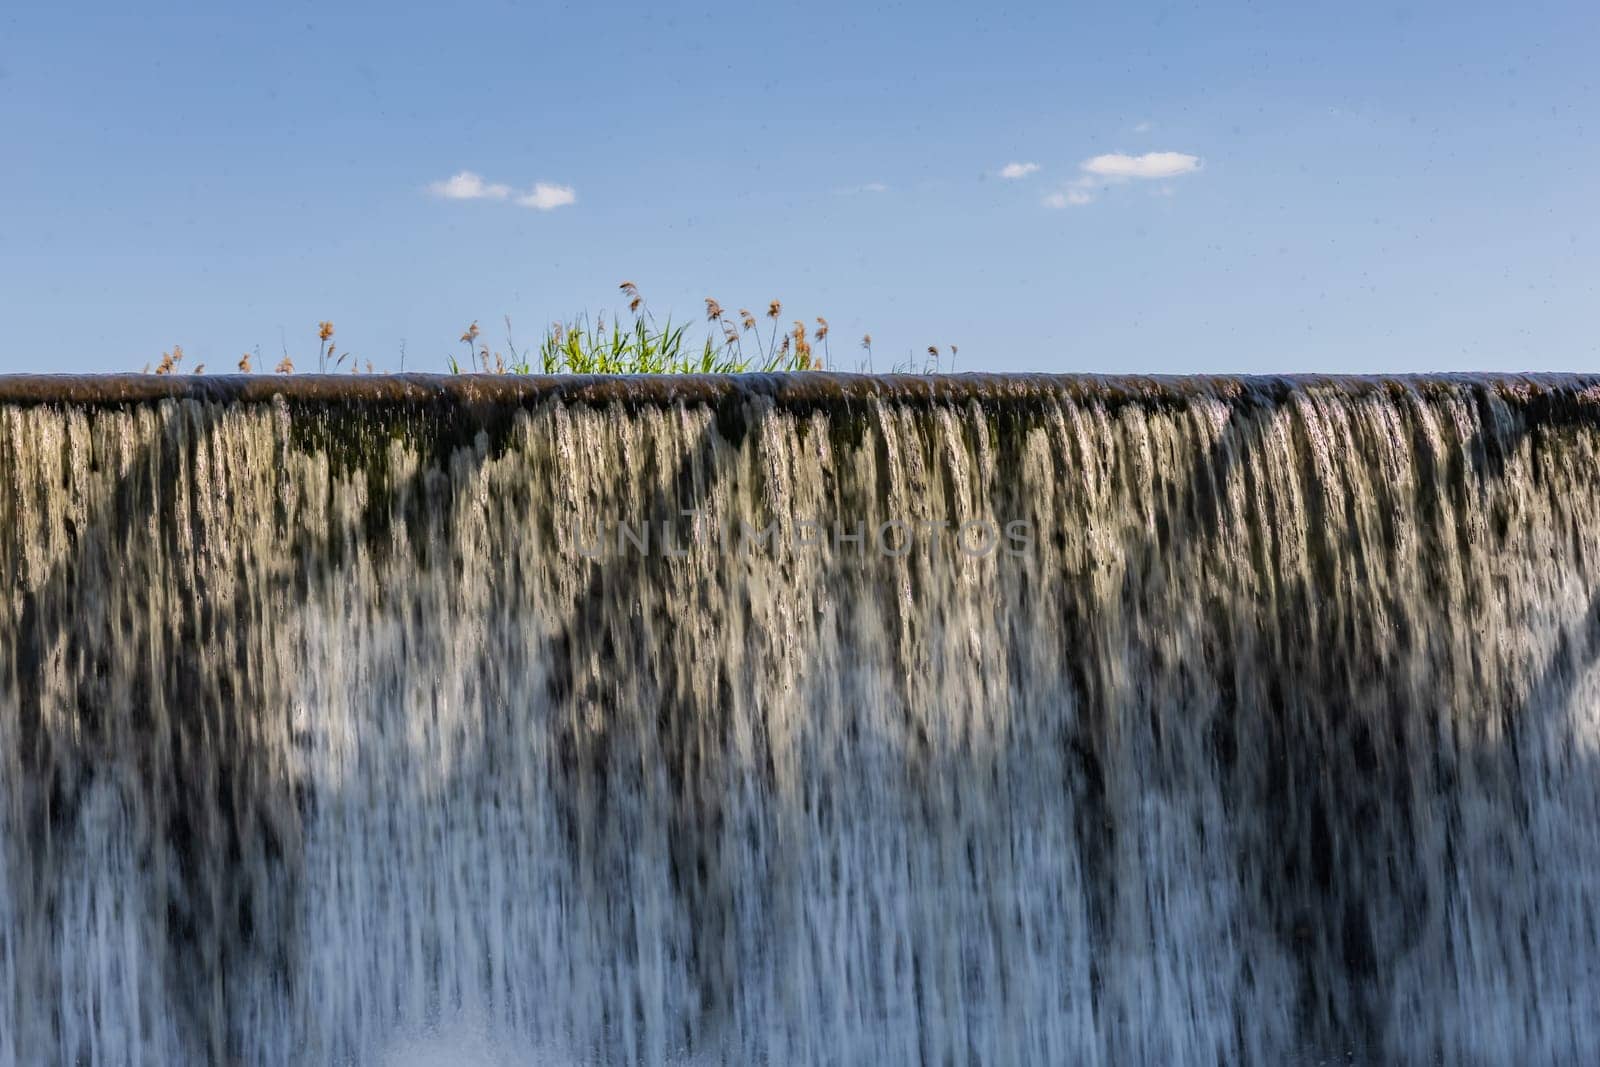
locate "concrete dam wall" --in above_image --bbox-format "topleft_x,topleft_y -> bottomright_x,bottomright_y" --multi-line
0,373 -> 1597,1064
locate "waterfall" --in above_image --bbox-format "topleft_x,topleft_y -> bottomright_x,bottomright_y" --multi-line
1,374 -> 1598,1064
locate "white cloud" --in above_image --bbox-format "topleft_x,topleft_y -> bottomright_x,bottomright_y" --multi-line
1080,151 -> 1200,179
1042,149 -> 1198,208
517,183 -> 577,210
1133,121 -> 1153,133
999,161 -> 1041,180
428,172 -> 576,210
428,171 -> 512,200
1043,188 -> 1094,208
836,181 -> 890,195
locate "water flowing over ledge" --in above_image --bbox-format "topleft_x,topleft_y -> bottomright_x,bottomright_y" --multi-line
2,373 -> 1599,1064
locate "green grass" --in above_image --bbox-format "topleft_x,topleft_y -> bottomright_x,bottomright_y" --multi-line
147,281 -> 966,375
456,312 -> 811,375
457,284 -> 828,374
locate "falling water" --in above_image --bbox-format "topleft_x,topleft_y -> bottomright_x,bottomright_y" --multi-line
1,373 -> 1598,1065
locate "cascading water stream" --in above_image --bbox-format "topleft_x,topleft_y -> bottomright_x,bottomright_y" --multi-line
0,373 -> 1597,1064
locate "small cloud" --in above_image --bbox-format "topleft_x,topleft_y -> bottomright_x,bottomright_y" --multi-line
517,183 -> 577,210
836,181 -> 890,195
1080,151 -> 1200,179
428,171 -> 576,210
1046,150 -> 1198,206
999,161 -> 1041,180
1043,188 -> 1095,209
1132,121 -> 1153,133
428,171 -> 511,201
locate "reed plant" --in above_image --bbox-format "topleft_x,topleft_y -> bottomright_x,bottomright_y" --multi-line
146,281 -> 958,374
456,284 -> 822,374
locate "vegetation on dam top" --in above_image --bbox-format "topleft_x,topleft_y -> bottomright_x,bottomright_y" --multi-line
137,283 -> 959,379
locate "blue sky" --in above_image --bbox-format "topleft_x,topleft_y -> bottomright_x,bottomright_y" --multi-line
3,0 -> 1597,374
